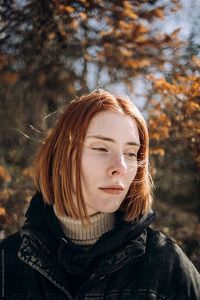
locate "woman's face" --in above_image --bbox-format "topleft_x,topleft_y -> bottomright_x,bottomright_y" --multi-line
79,110 -> 140,216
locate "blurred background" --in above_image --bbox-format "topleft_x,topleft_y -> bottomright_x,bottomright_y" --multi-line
0,0 -> 199,271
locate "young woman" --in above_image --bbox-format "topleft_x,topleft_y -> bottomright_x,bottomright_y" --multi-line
1,89 -> 200,299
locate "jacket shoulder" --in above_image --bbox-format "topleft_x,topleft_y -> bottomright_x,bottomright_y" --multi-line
147,227 -> 177,249
0,231 -> 22,252
145,227 -> 200,296
147,227 -> 193,260
146,226 -> 194,264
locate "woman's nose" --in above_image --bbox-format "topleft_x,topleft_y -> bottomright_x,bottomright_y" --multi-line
108,156 -> 128,176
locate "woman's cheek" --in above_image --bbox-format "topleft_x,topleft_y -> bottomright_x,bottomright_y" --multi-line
128,163 -> 138,179
84,153 -> 105,172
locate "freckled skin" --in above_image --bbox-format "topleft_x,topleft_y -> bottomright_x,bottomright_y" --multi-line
72,111 -> 140,216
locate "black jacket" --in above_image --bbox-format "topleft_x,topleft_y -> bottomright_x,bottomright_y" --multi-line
1,192 -> 200,300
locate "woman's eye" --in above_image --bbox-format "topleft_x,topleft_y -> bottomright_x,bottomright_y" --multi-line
125,152 -> 137,158
92,147 -> 108,152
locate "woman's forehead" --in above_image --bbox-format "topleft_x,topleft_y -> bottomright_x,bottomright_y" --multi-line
86,111 -> 140,141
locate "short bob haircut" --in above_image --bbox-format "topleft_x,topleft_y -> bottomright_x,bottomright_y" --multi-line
34,89 -> 153,226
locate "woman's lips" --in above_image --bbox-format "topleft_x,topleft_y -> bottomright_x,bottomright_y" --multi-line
99,188 -> 124,195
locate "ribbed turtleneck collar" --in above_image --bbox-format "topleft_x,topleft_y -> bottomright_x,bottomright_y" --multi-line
53,205 -> 115,246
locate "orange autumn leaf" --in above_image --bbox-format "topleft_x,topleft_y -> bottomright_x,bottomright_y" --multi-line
48,32 -> 56,40
125,59 -> 151,69
135,35 -> 148,44
79,12 -> 87,21
70,19 -> 79,30
153,8 -> 165,19
150,133 -> 160,140
185,101 -> 200,115
137,25 -> 150,34
123,4 -> 138,20
0,166 -> 11,182
59,5 -> 74,13
119,47 -> 133,57
152,148 -> 165,156
2,72 -> 19,84
22,166 -> 34,179
0,207 -> 6,216
154,78 -> 178,94
118,20 -> 133,31
191,56 -> 200,68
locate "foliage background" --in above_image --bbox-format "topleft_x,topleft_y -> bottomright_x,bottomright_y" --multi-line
0,0 -> 199,271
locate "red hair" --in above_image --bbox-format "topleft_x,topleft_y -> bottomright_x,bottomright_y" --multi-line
33,89 -> 153,225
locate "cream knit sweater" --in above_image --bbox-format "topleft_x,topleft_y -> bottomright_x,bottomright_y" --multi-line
53,205 -> 115,246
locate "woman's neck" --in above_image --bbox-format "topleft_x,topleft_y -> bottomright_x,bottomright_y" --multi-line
53,205 -> 115,245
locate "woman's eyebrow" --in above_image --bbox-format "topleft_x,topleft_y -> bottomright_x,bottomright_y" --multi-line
86,135 -> 140,147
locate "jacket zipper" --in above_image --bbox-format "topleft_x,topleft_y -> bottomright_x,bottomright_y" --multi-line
18,252 -> 74,300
